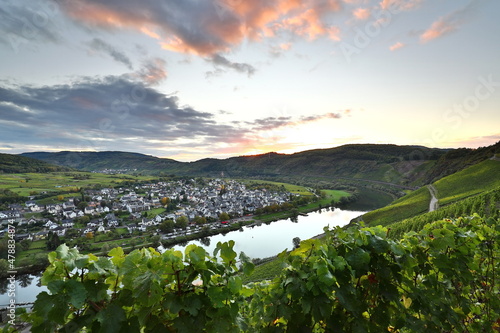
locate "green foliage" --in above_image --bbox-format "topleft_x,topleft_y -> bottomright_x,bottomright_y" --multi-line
29,242 -> 255,332
29,216 -> 500,332
363,158 -> 500,227
0,153 -> 73,174
388,187 -> 500,239
46,231 -> 62,251
434,160 -> 500,205
423,140 -> 500,184
362,186 -> 431,226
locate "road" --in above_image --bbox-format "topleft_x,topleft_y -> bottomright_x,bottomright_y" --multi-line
427,185 -> 439,212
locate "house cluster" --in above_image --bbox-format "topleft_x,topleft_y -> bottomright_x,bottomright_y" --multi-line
0,179 -> 293,241
155,179 -> 291,220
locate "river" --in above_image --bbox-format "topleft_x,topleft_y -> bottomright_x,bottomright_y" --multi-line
0,208 -> 364,306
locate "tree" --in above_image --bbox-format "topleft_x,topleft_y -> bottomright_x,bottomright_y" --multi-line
193,215 -> 207,225
150,235 -> 161,248
57,195 -> 65,201
85,231 -> 94,240
0,259 -> 8,276
292,237 -> 301,249
219,212 -> 230,221
77,201 -> 88,211
101,243 -> 110,253
159,220 -> 175,234
175,216 -> 188,230
160,197 -> 170,206
46,231 -> 61,250
20,239 -> 31,251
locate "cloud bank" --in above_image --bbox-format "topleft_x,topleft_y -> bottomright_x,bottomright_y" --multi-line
0,76 -> 348,159
58,0 -> 344,56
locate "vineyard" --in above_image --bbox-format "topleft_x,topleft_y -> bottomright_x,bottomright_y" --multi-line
8,215 -> 499,332
360,186 -> 430,226
387,187 -> 500,239
361,158 -> 500,227
434,160 -> 500,205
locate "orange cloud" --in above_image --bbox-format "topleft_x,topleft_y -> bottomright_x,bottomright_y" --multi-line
389,41 -> 405,51
353,8 -> 370,20
60,0 -> 343,56
379,0 -> 422,11
136,58 -> 167,85
420,16 -> 459,43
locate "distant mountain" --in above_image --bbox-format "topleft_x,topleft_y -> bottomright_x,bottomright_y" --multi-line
20,144 -> 449,185
0,153 -> 74,173
20,151 -> 182,172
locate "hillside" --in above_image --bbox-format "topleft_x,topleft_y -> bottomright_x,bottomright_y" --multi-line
422,140 -> 500,183
21,151 -> 182,172
0,153 -> 73,173
21,144 -> 448,186
361,157 -> 500,226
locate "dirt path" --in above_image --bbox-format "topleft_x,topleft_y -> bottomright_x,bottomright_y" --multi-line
490,154 -> 500,161
428,185 -> 439,212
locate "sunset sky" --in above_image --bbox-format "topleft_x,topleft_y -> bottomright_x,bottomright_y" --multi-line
0,0 -> 499,161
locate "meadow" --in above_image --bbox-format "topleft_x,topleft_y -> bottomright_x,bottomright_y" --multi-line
0,172 -> 158,197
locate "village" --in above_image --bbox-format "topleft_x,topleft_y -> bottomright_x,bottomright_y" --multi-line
0,179 -> 296,243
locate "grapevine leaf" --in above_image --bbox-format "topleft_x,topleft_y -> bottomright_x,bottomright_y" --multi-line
108,247 -> 125,266
96,303 -> 126,333
228,276 -> 243,294
346,247 -> 370,274
66,279 -> 87,309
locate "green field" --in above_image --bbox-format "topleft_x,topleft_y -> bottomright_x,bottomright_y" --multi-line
434,160 -> 500,205
0,172 -> 158,197
238,179 -> 314,195
361,159 -> 500,227
241,257 -> 285,284
361,186 -> 431,226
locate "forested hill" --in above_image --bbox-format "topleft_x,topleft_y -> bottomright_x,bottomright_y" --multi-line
20,151 -> 182,172
20,144 -> 449,186
421,140 -> 500,183
0,153 -> 73,173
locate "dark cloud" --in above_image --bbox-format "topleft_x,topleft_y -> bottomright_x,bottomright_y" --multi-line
88,38 -> 133,69
248,116 -> 293,131
0,76 -> 248,153
247,111 -> 346,131
300,112 -> 342,122
206,54 -> 256,77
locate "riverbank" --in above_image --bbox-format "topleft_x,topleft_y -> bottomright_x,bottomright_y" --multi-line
3,191 -> 352,278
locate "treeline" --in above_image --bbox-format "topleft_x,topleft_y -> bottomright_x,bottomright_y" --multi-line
0,188 -> 22,206
387,187 -> 500,239
423,140 -> 500,183
0,153 -> 73,173
23,215 -> 500,332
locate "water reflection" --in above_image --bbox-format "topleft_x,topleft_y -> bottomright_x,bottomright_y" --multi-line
0,208 -> 365,304
168,208 -> 365,260
0,273 -> 47,305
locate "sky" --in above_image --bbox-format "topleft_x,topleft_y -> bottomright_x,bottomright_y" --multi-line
0,0 -> 499,161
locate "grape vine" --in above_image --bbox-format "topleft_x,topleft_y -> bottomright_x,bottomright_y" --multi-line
4,215 -> 499,332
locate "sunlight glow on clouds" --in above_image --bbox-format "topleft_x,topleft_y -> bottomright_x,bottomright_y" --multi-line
0,0 -> 498,160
